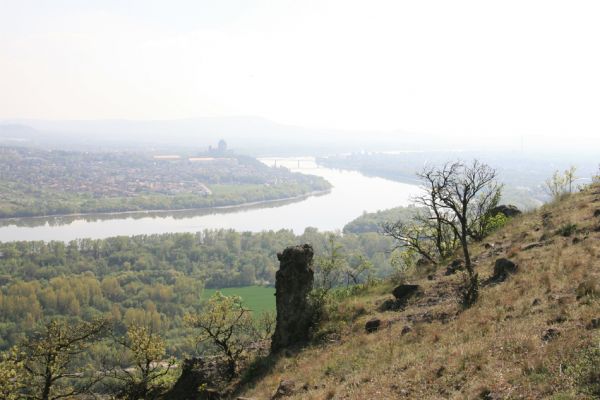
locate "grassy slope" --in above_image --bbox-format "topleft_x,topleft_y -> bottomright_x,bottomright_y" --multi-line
239,184 -> 600,399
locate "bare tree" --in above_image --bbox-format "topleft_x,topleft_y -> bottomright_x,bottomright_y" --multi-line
382,165 -> 460,265
386,160 -> 501,306
431,160 -> 500,274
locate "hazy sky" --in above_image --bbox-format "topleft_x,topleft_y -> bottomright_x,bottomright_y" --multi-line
1,0 -> 599,142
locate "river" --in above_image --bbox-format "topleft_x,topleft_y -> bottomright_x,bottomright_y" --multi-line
0,157 -> 420,242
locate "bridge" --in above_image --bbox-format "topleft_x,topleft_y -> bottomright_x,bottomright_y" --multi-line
261,158 -> 320,170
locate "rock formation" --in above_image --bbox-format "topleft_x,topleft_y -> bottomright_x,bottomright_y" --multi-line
489,204 -> 522,218
271,244 -> 315,352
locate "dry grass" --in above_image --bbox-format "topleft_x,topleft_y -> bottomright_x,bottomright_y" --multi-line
238,185 -> 600,400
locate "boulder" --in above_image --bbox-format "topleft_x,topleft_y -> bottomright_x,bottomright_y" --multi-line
271,244 -> 315,352
379,298 -> 402,312
489,204 -> 522,218
365,318 -> 381,333
492,258 -> 518,282
271,380 -> 296,399
392,284 -> 421,301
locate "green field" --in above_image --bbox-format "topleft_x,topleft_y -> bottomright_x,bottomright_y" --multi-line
202,286 -> 276,315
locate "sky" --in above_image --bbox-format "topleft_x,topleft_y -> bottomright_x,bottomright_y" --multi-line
1,0 -> 599,145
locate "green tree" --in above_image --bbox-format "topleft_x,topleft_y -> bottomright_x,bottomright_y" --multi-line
20,318 -> 109,400
0,346 -> 25,400
110,325 -> 174,400
184,292 -> 256,378
313,234 -> 346,297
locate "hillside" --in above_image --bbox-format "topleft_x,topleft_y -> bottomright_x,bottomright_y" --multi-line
237,184 -> 600,399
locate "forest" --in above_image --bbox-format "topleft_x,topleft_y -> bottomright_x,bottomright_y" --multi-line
0,228 -> 396,355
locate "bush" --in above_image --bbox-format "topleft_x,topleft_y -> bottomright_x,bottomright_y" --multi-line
568,343 -> 600,397
556,223 -> 578,237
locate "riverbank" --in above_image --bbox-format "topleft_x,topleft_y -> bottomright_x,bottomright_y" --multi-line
0,189 -> 331,228
0,162 -> 420,242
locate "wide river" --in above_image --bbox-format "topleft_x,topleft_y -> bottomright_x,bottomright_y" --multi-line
0,157 -> 420,242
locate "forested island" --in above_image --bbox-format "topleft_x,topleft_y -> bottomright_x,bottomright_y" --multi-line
0,146 -> 331,218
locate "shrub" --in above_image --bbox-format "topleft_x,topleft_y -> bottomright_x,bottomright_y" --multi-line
556,223 -> 578,237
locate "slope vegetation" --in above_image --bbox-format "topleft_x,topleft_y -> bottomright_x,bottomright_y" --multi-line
239,184 -> 600,399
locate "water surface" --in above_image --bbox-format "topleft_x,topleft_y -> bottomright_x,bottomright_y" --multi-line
0,157 -> 420,242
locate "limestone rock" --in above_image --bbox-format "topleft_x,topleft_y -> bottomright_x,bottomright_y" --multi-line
271,244 -> 315,352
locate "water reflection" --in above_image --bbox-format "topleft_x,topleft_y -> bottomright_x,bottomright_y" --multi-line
0,191 -> 329,228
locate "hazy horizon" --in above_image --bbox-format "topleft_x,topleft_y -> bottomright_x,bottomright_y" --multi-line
1,0 -> 600,153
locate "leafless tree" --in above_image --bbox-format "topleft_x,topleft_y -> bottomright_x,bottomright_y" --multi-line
385,160 -> 501,306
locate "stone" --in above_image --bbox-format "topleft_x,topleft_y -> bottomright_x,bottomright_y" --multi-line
271,245 -> 315,352
484,242 -> 495,249
586,318 -> 600,330
445,259 -> 463,275
379,298 -> 402,312
521,242 -> 544,251
541,328 -> 560,342
365,318 -> 381,333
271,380 -> 296,399
492,258 -> 518,282
392,284 -> 421,301
489,204 -> 522,218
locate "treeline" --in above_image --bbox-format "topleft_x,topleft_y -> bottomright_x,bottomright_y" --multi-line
343,205 -> 423,234
0,229 -> 394,352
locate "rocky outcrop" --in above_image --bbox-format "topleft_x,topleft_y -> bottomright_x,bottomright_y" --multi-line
489,204 -> 522,218
271,244 -> 315,353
